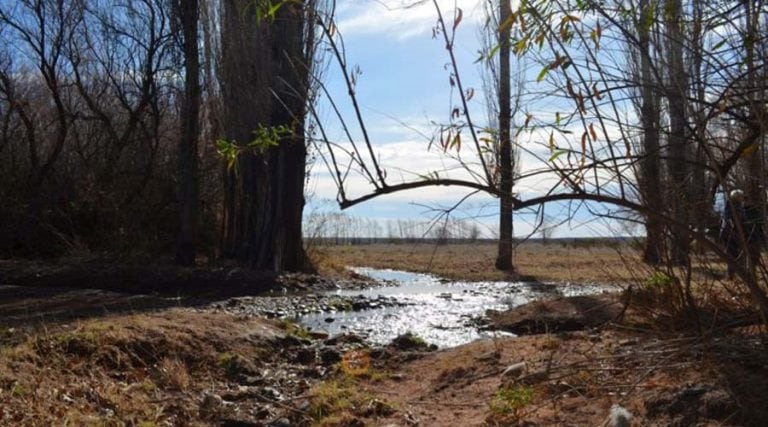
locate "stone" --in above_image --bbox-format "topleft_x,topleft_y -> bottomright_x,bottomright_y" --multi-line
220,418 -> 260,427
324,333 -> 365,346
199,392 -> 223,416
389,332 -> 429,351
266,417 -> 292,427
308,330 -> 329,340
320,348 -> 342,365
363,398 -> 396,417
292,348 -> 316,365
604,404 -> 632,427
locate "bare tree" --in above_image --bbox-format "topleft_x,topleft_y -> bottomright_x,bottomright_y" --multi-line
311,0 -> 768,318
0,0 -> 182,254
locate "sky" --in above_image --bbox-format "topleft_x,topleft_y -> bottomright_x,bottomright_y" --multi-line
305,0 -> 640,239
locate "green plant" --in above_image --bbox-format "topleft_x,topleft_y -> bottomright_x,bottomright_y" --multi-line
276,319 -> 312,339
308,379 -> 358,421
489,385 -> 534,419
217,352 -> 249,377
216,124 -> 293,170
643,271 -> 672,289
309,371 -> 394,422
10,382 -> 29,397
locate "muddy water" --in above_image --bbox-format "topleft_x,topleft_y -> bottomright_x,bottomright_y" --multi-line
298,268 -> 609,348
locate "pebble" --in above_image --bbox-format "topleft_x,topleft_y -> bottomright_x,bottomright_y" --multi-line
199,392 -> 223,415
267,418 -> 292,427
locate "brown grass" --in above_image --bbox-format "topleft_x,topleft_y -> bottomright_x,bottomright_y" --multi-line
0,310 -> 284,425
350,329 -> 768,426
319,241 -> 647,284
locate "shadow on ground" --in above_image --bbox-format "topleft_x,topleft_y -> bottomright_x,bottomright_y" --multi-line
0,260 -> 314,328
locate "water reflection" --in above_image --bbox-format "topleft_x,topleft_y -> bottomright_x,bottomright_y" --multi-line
299,267 -> 608,348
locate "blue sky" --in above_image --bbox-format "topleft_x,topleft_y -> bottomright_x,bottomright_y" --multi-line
306,0 -> 639,238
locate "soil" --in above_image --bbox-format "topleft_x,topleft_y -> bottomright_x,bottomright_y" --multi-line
353,328 -> 767,426
0,247 -> 766,426
300,293 -> 768,426
486,294 -> 627,335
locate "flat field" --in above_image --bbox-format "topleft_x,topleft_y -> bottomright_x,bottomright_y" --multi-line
319,241 -> 649,285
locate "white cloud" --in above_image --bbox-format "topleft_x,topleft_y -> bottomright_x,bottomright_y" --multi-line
336,0 -> 487,40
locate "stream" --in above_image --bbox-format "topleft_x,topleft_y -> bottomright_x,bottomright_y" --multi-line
298,267 -> 610,348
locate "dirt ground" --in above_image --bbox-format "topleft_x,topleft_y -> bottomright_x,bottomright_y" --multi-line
0,243 -> 765,426
0,310 -> 294,425
297,290 -> 768,426
352,326 -> 768,426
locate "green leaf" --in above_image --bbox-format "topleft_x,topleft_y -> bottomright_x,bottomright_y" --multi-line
513,37 -> 529,55
711,38 -> 728,51
536,66 -> 549,82
549,149 -> 567,162
488,44 -> 501,60
267,1 -> 290,20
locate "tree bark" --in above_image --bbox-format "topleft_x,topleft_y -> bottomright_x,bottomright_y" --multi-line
744,0 -> 765,230
220,0 -> 310,272
495,0 -> 515,271
637,0 -> 663,265
665,0 -> 691,264
175,0 -> 201,266
689,0 -> 712,238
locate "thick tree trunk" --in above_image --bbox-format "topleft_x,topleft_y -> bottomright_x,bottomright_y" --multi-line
220,0 -> 310,272
175,0 -> 201,266
666,0 -> 691,264
638,0 -> 663,265
495,0 -> 515,272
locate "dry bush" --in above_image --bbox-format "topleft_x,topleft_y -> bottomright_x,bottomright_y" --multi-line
156,357 -> 191,391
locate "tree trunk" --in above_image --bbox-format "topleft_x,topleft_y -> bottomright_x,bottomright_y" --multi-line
637,0 -> 663,265
175,0 -> 201,266
689,0 -> 712,238
665,0 -> 690,264
220,0 -> 310,272
744,0 -> 765,228
495,0 -> 515,271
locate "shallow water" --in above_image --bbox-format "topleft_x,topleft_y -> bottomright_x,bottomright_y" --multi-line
298,267 -> 609,348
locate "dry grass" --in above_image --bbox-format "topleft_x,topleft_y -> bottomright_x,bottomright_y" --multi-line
319,241 -> 646,284
354,330 -> 768,426
156,357 -> 191,391
308,352 -> 395,426
0,310 -> 283,425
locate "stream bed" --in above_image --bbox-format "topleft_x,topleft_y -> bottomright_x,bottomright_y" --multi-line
298,268 -> 610,348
